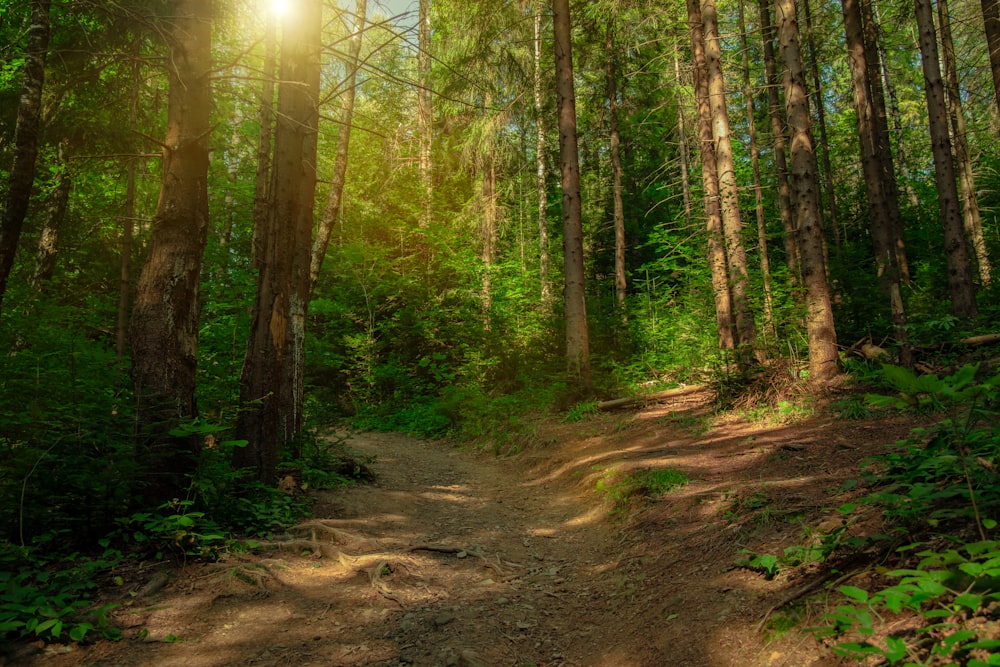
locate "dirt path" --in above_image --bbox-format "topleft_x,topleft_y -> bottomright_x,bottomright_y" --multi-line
15,392 -> 922,666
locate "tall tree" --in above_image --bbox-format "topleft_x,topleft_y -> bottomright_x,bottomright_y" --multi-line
311,0 -> 368,291
914,0 -> 978,317
703,0 -> 758,362
418,0 -> 433,227
553,0 -> 590,385
777,0 -> 839,382
30,139 -> 72,289
738,0 -> 776,341
842,0 -> 908,356
938,0 -> 991,286
606,22 -> 627,307
235,0 -> 322,484
689,0 -> 737,352
251,10 -> 277,270
983,0 -> 1000,115
129,0 -> 212,502
0,0 -> 51,314
758,0 -> 799,283
535,1 -> 551,305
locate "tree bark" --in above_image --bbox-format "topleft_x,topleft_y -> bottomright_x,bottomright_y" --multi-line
235,0 -> 322,484
311,0 -> 367,292
129,0 -> 212,503
758,0 -> 799,285
914,0 -> 978,317
843,0 -> 909,358
553,0 -> 590,385
938,0 -> 991,286
688,0 -> 736,352
802,0 -> 840,251
117,54 -> 142,358
703,0 -> 758,363
0,0 -> 51,314
673,44 -> 693,228
418,0 -> 433,227
31,140 -> 72,289
862,0 -> 909,281
777,0 -> 839,382
982,0 -> 1000,116
606,23 -> 627,307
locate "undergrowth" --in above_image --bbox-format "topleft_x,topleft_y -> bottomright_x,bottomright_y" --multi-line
735,363 -> 1000,665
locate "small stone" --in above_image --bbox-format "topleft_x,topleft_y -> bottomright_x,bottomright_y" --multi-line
433,613 -> 456,627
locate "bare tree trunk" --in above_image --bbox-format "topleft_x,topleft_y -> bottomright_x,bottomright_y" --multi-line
0,0 -> 50,314
915,0 -> 978,318
129,0 -> 212,503
738,0 -> 776,343
481,151 -> 497,321
758,0 -> 799,284
535,2 -> 551,306
688,0 -> 736,352
251,12 -> 277,271
311,0 -> 367,292
235,0 -> 322,484
863,0 -> 909,281
117,54 -> 142,358
777,0 -> 839,382
553,0 -> 590,386
802,0 -> 840,251
843,0 -> 909,358
31,140 -> 71,289
703,0 -> 758,363
606,23 -> 627,307
982,0 -> 1000,116
418,0 -> 432,227
938,0 -> 991,286
674,44 -> 693,227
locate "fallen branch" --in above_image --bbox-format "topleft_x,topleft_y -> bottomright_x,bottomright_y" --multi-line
597,385 -> 707,411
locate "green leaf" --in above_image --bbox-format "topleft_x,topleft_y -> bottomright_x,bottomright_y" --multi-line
884,636 -> 907,663
953,593 -> 983,611
839,585 -> 869,603
69,624 -> 92,642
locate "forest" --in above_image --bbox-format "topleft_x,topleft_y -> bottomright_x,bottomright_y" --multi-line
2,0 -> 1000,662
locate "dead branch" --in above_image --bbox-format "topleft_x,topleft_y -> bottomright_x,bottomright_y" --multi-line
597,385 -> 707,411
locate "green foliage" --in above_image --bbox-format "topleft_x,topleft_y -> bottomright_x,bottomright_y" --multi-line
564,400 -> 600,423
595,467 -> 689,516
810,364 -> 1000,664
817,541 -> 1000,666
0,539 -> 121,646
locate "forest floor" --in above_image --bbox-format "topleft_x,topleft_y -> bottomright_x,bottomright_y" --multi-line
9,387 -> 927,667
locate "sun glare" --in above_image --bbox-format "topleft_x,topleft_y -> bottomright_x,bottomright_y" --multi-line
269,0 -> 291,17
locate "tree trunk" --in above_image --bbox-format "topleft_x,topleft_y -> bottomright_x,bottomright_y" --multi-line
251,13 -> 277,271
738,0 -> 776,343
235,0 -> 322,484
863,0 -> 909,281
535,2 -> 551,306
117,54 -> 142,358
418,0 -> 432,227
777,0 -> 839,382
129,0 -> 212,503
688,0 -> 736,353
606,23 -> 627,307
0,0 -> 51,314
553,0 -> 590,385
758,0 -> 799,285
915,0 -> 978,317
31,140 -> 72,289
481,151 -> 497,321
938,0 -> 991,286
673,44 -> 693,227
703,0 -> 758,363
802,0 -> 840,251
982,0 -> 1000,116
311,0 -> 367,292
843,0 -> 909,357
